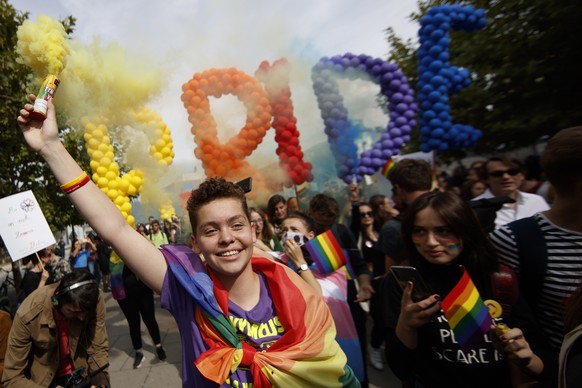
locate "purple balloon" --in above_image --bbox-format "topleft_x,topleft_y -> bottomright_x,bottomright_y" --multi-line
312,53 -> 417,182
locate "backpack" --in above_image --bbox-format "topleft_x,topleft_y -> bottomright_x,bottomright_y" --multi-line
506,216 -> 548,314
489,216 -> 547,321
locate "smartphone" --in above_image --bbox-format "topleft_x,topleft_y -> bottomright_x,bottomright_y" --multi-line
391,265 -> 434,302
236,177 -> 252,193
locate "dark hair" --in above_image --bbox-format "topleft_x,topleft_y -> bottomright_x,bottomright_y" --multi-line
460,180 -> 486,201
284,211 -> 315,234
249,207 -> 273,241
369,194 -> 392,227
401,191 -> 499,280
541,126 -> 582,196
56,270 -> 100,315
309,193 -> 340,222
481,155 -> 523,179
187,177 -> 249,232
267,194 -> 286,225
22,248 -> 49,265
368,195 -> 386,214
390,159 -> 433,192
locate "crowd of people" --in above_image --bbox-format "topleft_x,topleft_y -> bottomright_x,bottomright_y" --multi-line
1,94 -> 580,388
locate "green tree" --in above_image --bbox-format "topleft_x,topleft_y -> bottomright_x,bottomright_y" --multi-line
1,0 -> 87,237
385,0 -> 582,156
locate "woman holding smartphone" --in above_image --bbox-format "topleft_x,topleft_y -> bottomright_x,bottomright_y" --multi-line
385,191 -> 544,388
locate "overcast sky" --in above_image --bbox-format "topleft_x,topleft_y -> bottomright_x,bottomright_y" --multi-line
11,0 -> 420,171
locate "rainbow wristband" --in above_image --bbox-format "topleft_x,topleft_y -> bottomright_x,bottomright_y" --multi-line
60,172 -> 90,194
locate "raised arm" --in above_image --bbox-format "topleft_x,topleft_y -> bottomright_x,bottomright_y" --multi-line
17,96 -> 166,293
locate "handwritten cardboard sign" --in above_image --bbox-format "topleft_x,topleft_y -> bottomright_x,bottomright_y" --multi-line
0,190 -> 56,261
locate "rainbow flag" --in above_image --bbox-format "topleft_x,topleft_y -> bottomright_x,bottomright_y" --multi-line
305,229 -> 355,279
381,158 -> 396,178
441,266 -> 492,351
161,245 -> 359,387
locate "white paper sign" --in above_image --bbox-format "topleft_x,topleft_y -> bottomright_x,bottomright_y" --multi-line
0,190 -> 56,261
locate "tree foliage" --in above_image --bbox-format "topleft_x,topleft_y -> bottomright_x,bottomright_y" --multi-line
385,0 -> 582,156
0,0 -> 88,236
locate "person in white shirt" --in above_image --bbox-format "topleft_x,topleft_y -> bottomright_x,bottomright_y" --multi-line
472,156 -> 549,229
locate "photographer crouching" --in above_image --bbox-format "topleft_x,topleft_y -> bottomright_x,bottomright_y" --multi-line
2,270 -> 109,388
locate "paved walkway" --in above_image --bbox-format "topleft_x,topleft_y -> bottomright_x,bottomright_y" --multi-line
104,292 -> 399,387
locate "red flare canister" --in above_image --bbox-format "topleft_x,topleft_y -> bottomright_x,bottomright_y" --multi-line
30,74 -> 60,121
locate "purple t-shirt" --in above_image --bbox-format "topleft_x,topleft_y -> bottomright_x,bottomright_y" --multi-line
161,269 -> 284,388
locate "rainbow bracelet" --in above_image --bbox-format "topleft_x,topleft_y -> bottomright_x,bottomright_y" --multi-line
60,172 -> 90,194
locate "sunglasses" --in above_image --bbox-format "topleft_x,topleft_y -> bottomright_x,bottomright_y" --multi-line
360,211 -> 374,217
488,168 -> 521,178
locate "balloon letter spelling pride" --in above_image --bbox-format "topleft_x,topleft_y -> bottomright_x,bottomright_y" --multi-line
181,68 -> 272,180
255,59 -> 313,187
311,54 -> 417,183
83,107 -> 175,227
417,5 -> 487,152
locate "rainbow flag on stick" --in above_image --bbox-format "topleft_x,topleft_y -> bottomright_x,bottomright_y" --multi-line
441,266 -> 492,351
305,229 -> 355,279
381,158 -> 396,178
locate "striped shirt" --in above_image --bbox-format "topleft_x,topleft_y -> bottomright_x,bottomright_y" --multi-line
489,213 -> 582,350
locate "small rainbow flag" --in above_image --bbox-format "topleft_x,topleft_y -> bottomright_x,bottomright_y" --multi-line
441,266 -> 492,351
381,158 -> 396,178
305,229 -> 355,279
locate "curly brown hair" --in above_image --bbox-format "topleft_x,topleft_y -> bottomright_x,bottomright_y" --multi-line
187,177 -> 249,233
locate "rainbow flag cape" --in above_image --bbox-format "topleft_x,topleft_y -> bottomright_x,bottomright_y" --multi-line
305,229 -> 356,279
381,158 -> 396,178
441,266 -> 492,351
162,244 -> 359,387
109,252 -> 126,300
316,270 -> 364,382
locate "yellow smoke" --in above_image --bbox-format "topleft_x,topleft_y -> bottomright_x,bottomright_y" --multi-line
16,15 -> 69,76
58,39 -> 164,120
17,15 -> 174,223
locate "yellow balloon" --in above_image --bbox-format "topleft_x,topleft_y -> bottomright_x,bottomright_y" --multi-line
96,166 -> 108,176
114,195 -> 125,206
127,185 -> 137,196
118,179 -> 130,191
121,202 -> 132,213
126,215 -> 135,227
105,171 -> 117,181
108,180 -> 119,190
92,150 -> 104,160
131,175 -> 142,187
90,160 -> 99,170
93,129 -> 104,139
161,147 -> 172,157
107,189 -> 118,200
97,177 -> 109,187
88,138 -> 100,148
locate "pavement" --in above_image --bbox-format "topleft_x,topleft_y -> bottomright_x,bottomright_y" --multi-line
104,292 -> 401,387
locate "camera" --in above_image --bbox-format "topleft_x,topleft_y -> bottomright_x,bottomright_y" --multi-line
64,363 -> 109,388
